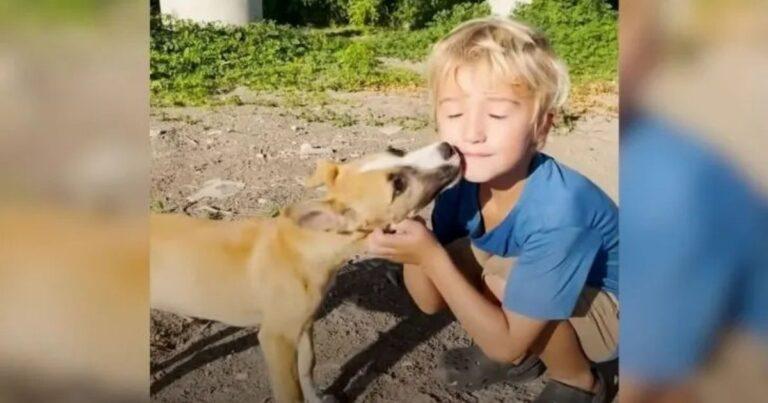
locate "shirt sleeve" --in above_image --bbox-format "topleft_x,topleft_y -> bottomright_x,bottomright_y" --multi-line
503,227 -> 603,320
430,190 -> 468,246
620,127 -> 763,384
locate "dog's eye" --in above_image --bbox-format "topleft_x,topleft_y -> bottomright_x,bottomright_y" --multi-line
389,174 -> 408,199
386,146 -> 406,157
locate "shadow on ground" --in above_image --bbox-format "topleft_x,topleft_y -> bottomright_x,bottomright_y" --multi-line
150,259 -> 454,401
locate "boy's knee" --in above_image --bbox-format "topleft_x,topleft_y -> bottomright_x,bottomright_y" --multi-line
414,299 -> 446,315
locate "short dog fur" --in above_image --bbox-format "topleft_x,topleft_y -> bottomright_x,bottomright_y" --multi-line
150,142 -> 461,402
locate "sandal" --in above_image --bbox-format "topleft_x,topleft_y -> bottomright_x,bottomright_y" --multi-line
436,344 -> 546,391
533,369 -> 607,403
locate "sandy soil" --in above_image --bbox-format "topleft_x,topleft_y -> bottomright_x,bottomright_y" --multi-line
150,89 -> 618,402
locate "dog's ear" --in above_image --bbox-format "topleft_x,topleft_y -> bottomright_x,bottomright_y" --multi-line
305,160 -> 339,189
284,199 -> 357,232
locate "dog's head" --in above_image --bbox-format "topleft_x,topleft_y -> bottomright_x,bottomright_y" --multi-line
285,142 -> 461,233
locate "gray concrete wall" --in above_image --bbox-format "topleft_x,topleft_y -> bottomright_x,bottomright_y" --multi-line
160,0 -> 263,26
488,0 -> 533,16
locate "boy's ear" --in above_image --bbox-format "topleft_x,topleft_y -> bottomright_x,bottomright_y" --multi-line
305,160 -> 339,189
284,199 -> 357,232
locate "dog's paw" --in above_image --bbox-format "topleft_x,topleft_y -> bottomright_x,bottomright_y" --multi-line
320,394 -> 340,403
306,393 -> 339,403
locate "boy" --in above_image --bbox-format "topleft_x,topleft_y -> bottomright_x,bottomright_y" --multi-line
367,17 -> 618,402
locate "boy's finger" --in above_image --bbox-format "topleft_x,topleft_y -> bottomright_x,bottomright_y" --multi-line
368,229 -> 401,246
370,229 -> 410,246
369,251 -> 402,262
366,243 -> 400,256
391,218 -> 420,233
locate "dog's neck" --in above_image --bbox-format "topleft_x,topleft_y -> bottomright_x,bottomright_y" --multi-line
274,215 -> 368,286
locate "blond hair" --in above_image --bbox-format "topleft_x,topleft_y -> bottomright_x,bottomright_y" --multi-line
427,17 -> 570,129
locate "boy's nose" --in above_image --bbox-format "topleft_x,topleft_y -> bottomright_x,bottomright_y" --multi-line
462,113 -> 486,143
462,128 -> 486,143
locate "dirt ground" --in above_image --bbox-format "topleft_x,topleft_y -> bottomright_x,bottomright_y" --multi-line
150,89 -> 618,402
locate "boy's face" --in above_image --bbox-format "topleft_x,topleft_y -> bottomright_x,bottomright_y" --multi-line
436,63 -> 543,183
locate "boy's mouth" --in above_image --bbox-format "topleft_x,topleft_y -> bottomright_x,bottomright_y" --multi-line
460,150 -> 494,159
455,149 -> 492,175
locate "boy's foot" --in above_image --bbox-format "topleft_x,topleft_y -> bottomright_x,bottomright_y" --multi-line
533,369 -> 607,403
436,345 -> 546,391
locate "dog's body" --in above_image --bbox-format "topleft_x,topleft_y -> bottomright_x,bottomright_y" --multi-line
150,142 -> 460,402
152,213 -> 362,402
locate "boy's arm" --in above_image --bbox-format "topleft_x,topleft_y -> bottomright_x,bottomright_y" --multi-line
402,263 -> 446,314
403,238 -> 486,315
423,248 -> 547,363
368,219 -> 545,362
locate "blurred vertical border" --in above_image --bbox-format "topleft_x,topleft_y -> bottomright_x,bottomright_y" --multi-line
620,0 -> 767,402
0,1 -> 149,401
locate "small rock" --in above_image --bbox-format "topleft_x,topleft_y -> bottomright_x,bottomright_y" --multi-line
299,142 -> 334,157
290,125 -> 301,132
195,205 -> 233,219
235,372 -> 248,381
256,153 -> 266,159
207,129 -> 223,136
299,143 -> 313,153
379,125 -> 402,136
149,128 -> 165,137
187,179 -> 245,203
257,198 -> 269,205
227,127 -> 236,133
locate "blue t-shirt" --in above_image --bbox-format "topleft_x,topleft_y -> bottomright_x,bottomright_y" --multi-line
621,115 -> 768,384
431,152 -> 619,320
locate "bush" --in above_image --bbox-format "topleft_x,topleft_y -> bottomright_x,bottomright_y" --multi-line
263,0 -> 349,27
387,0 -> 483,29
348,0 -> 383,26
150,1 -> 616,106
370,1 -> 491,60
150,16 -> 421,106
513,0 -> 617,82
262,0 -> 483,29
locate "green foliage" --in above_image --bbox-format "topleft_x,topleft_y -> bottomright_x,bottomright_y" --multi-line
386,0 -> 484,29
369,2 -> 491,60
263,0 -> 349,27
150,16 -> 420,106
262,0 -> 482,29
348,0 -> 383,26
513,0 -> 617,82
150,1 -> 617,106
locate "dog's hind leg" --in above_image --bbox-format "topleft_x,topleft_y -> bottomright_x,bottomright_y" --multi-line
258,330 -> 303,403
298,324 -> 331,403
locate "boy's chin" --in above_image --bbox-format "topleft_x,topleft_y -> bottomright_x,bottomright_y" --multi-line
462,169 -> 498,183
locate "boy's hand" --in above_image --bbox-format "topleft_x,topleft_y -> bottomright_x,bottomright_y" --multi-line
367,217 -> 442,266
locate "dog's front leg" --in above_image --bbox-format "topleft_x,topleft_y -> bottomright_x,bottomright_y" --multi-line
258,330 -> 303,403
298,324 -> 337,403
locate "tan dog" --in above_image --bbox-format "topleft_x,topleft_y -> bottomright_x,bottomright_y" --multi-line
150,142 -> 461,402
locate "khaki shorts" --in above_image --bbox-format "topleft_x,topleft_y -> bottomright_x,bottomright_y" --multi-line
445,237 -> 619,363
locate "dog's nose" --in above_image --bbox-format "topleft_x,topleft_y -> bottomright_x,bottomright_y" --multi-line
438,142 -> 455,160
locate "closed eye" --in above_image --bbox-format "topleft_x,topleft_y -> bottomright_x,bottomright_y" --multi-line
489,114 -> 507,120
447,113 -> 463,119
